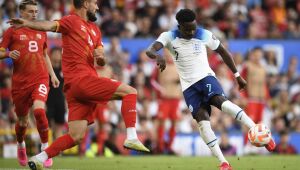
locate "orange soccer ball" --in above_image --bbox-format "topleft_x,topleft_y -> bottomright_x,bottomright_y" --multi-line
248,124 -> 272,147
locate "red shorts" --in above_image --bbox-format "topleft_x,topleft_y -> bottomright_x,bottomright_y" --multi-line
93,102 -> 108,124
157,98 -> 180,120
12,81 -> 49,117
65,76 -> 121,125
245,100 -> 265,123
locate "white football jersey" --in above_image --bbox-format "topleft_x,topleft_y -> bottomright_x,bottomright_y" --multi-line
156,28 -> 220,91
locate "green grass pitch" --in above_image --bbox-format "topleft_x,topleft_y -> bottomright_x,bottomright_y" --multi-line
0,155 -> 299,170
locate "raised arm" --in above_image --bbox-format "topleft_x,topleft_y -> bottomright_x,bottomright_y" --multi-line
146,41 -> 166,72
146,42 -> 164,59
8,18 -> 57,32
215,43 -> 247,90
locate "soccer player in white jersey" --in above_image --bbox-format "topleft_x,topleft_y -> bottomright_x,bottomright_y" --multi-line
146,9 -> 276,170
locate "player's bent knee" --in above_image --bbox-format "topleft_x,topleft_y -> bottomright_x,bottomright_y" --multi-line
68,132 -> 85,144
126,85 -> 137,95
209,95 -> 226,110
17,116 -> 29,126
33,100 -> 46,110
115,83 -> 137,97
18,120 -> 29,127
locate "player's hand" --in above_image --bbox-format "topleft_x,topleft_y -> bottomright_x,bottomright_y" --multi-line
51,76 -> 60,88
156,56 -> 166,72
7,18 -> 27,28
94,48 -> 105,66
95,56 -> 105,66
8,50 -> 20,60
236,76 -> 247,90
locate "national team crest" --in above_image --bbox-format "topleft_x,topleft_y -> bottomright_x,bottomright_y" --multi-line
36,34 -> 42,39
20,35 -> 27,40
193,43 -> 201,54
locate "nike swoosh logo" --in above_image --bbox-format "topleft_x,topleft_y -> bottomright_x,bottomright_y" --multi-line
173,46 -> 179,49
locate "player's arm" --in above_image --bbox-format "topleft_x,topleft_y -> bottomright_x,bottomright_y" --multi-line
0,50 -> 20,60
146,42 -> 166,72
215,43 -> 247,90
94,46 -> 105,66
0,28 -> 20,60
8,18 -> 57,32
43,48 -> 60,88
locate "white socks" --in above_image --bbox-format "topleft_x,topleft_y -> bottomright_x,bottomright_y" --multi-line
126,127 -> 138,140
35,143 -> 49,163
221,100 -> 255,128
41,143 -> 49,151
18,141 -> 26,148
198,121 -> 227,163
36,151 -> 48,163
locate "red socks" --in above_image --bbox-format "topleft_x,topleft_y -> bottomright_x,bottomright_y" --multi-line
97,130 -> 106,155
157,125 -> 164,152
33,109 -> 49,143
15,122 -> 27,143
168,125 -> 176,150
121,94 -> 137,128
45,134 -> 75,158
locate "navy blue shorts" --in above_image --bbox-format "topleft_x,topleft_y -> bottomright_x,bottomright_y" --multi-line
183,76 -> 225,116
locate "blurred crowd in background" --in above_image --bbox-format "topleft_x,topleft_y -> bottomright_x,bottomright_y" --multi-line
0,0 -> 300,39
0,0 -> 300,156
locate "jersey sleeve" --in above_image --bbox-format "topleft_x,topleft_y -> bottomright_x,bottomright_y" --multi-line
203,29 -> 220,50
0,27 -> 13,51
156,31 -> 172,47
55,15 -> 73,34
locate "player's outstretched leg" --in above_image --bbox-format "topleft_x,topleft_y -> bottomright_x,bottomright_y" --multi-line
198,120 -> 232,170
15,120 -> 28,166
28,156 -> 44,170
27,120 -> 86,170
33,108 -> 53,167
121,93 -> 150,152
221,100 -> 276,151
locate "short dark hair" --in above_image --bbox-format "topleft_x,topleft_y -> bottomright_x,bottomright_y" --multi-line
175,9 -> 196,24
73,0 -> 86,9
19,0 -> 37,11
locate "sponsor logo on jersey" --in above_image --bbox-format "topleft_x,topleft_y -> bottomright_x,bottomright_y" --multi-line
20,35 -> 27,40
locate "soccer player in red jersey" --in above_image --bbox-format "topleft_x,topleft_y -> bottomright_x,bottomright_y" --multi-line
0,0 -> 59,168
9,0 -> 149,169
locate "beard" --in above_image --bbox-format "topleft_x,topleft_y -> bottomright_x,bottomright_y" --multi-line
87,11 -> 97,22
